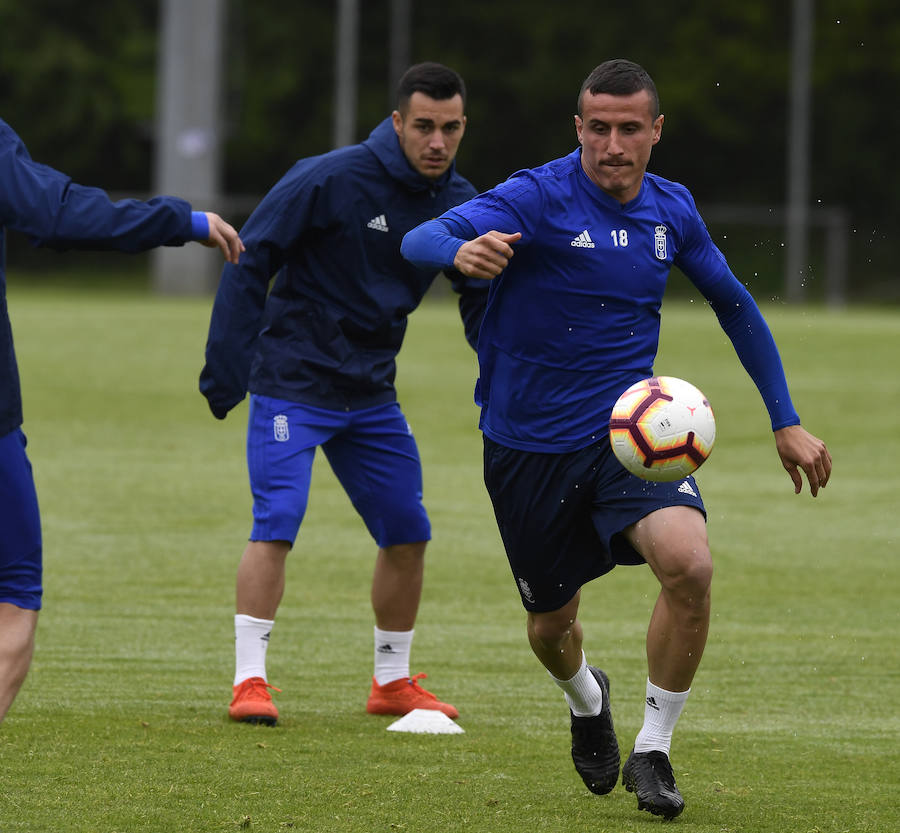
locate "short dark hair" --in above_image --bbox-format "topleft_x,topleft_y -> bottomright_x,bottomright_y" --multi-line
396,62 -> 466,112
577,59 -> 659,118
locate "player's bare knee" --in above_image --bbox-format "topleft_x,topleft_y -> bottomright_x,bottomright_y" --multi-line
381,541 -> 427,568
530,624 -> 569,652
528,610 -> 578,649
245,539 -> 291,564
659,550 -> 712,608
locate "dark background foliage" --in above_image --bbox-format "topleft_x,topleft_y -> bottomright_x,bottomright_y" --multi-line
1,0 -> 896,299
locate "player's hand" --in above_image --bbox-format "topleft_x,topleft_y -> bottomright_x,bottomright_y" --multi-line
453,230 -> 522,279
774,424 -> 832,497
201,212 -> 245,264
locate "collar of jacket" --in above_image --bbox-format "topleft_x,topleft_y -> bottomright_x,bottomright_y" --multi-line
363,117 -> 456,193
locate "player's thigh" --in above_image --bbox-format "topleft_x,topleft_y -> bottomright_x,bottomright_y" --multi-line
623,505 -> 711,589
588,441 -> 708,571
483,436 -> 607,613
323,404 -> 430,547
0,430 -> 42,610
246,395 -> 334,543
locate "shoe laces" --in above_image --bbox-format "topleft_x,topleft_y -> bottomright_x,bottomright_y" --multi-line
407,673 -> 437,700
239,678 -> 282,698
642,751 -> 677,790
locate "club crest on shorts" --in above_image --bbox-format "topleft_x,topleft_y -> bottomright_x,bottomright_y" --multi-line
273,414 -> 290,442
654,224 -> 668,261
517,577 -> 535,604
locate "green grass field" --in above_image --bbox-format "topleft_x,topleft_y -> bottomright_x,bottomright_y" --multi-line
2,278 -> 897,832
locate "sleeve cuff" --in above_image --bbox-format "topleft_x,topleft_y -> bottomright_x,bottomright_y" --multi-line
190,211 -> 210,241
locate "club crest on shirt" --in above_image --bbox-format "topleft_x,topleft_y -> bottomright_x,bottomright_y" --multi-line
273,414 -> 290,442
654,224 -> 668,261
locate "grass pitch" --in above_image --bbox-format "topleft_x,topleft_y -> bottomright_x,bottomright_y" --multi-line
2,276 -> 897,832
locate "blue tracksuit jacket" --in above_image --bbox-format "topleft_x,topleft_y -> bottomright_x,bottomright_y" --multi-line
199,118 -> 487,417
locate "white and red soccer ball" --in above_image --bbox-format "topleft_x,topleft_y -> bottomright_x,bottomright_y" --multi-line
609,376 -> 716,482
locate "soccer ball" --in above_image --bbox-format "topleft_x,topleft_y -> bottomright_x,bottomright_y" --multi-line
608,376 -> 716,482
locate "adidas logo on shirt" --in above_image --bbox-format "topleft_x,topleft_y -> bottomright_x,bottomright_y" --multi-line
570,229 -> 595,248
677,481 -> 698,497
367,214 -> 389,232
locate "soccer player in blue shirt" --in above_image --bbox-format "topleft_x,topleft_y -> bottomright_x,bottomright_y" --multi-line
200,63 -> 487,726
0,117 -> 244,723
402,59 -> 831,819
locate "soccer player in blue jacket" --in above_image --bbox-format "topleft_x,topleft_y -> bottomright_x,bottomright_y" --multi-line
0,117 -> 244,723
402,60 -> 832,819
200,63 -> 487,725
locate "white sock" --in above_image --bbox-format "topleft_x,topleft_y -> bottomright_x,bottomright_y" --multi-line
234,614 -> 275,686
550,653 -> 603,717
633,679 -> 690,755
373,627 -> 413,685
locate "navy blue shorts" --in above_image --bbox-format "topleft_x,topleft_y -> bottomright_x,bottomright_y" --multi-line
0,429 -> 43,610
483,435 -> 706,613
246,395 -> 431,548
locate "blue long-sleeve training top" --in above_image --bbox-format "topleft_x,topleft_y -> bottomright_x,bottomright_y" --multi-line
402,148 -> 800,452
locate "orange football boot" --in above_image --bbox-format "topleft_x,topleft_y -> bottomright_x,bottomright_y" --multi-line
229,677 -> 281,725
366,672 -> 458,719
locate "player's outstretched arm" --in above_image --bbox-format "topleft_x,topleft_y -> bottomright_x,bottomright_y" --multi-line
198,212 -> 245,263
774,424 -> 832,497
453,231 -> 521,279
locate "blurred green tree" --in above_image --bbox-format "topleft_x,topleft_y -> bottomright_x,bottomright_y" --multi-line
1,0 -> 897,296
0,0 -> 159,189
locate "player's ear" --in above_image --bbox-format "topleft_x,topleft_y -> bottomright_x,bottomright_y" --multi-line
652,114 -> 664,144
574,115 -> 584,144
391,110 -> 403,137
